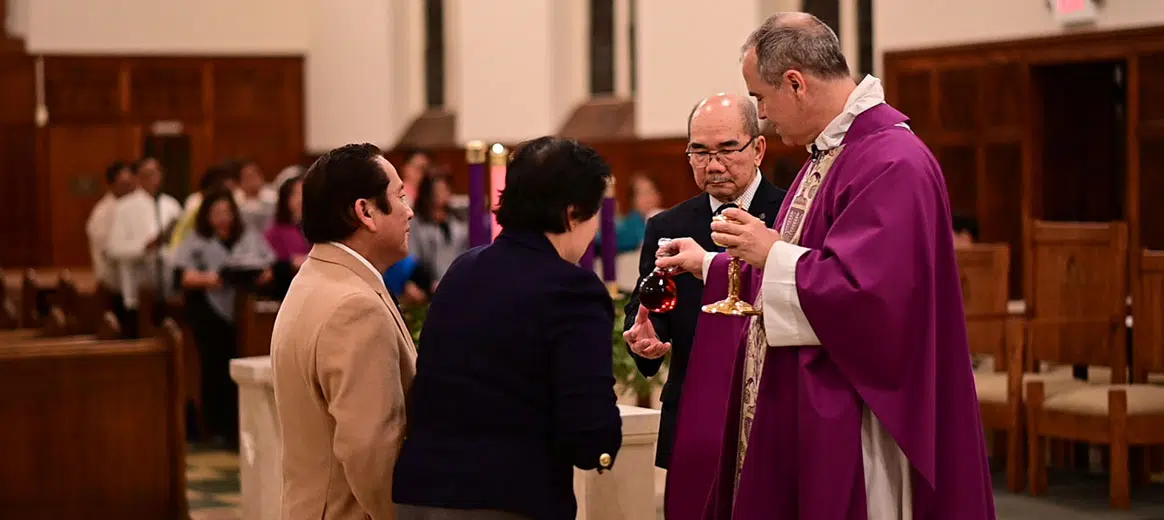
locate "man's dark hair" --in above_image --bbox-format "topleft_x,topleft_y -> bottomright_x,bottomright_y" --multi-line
194,188 -> 244,241
301,143 -> 391,244
414,171 -> 449,222
274,175 -> 303,225
495,137 -> 611,234
105,161 -> 131,185
952,213 -> 980,241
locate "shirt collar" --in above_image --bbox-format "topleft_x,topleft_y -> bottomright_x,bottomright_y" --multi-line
810,74 -> 886,152
329,241 -> 387,289
709,168 -> 763,214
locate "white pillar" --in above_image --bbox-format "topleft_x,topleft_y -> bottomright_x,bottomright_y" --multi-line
305,0 -> 423,151
839,0 -> 860,77
447,0 -> 587,143
635,0 -> 762,138
613,0 -> 633,98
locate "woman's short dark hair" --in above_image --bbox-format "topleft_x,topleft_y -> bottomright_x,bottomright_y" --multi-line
301,143 -> 391,244
494,137 -> 611,234
413,170 -> 449,222
195,188 -> 244,241
274,175 -> 303,225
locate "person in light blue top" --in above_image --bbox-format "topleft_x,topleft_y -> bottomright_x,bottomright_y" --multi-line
170,188 -> 275,449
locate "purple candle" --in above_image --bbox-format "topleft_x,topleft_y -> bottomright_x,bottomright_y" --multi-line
466,141 -> 488,247
601,180 -> 617,282
580,242 -> 596,272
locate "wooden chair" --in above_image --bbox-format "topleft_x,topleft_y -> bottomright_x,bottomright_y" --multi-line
959,244 -> 1027,491
1023,221 -> 1158,508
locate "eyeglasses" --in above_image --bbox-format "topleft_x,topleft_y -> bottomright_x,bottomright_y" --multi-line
686,136 -> 758,167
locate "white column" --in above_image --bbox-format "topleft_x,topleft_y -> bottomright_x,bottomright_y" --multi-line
447,0 -> 587,143
613,0 -> 633,98
839,0 -> 860,77
390,0 -> 426,121
635,0 -> 762,138
305,0 -> 407,151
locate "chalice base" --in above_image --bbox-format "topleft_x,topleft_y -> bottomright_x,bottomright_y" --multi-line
701,296 -> 762,316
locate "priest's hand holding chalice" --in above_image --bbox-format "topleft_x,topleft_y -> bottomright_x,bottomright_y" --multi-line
654,207 -> 781,316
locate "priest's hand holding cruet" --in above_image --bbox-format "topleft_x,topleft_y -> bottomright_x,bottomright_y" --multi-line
654,207 -> 780,315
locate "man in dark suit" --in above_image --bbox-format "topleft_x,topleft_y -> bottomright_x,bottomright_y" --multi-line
623,93 -> 786,471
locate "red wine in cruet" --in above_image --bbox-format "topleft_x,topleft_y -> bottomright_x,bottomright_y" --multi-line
639,238 -> 679,313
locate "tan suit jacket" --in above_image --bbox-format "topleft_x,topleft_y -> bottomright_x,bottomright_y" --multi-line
272,243 -> 418,520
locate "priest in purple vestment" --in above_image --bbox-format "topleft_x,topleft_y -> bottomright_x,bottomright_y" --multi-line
651,12 -> 995,520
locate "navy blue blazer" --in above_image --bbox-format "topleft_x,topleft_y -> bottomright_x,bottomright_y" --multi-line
392,229 -> 623,520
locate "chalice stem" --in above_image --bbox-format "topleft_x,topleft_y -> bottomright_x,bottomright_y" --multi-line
727,256 -> 742,300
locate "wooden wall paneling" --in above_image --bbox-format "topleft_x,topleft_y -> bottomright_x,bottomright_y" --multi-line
46,125 -> 138,266
936,145 -> 979,218
127,58 -> 205,122
1135,52 -> 1164,251
210,58 -> 304,179
892,70 -> 934,136
43,57 -> 124,124
0,52 -> 41,266
983,143 -> 1025,296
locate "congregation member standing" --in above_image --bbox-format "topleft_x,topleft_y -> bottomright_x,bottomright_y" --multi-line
171,189 -> 275,449
104,157 -> 183,335
271,144 -> 417,520
264,175 -> 309,299
86,162 -> 137,315
393,137 -> 622,520
408,172 -> 468,292
654,13 -> 994,519
235,159 -> 278,232
622,93 -> 785,473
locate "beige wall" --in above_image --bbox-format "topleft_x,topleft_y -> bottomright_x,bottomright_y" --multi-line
874,0 -> 1164,74
22,0 -> 310,54
448,0 -> 588,143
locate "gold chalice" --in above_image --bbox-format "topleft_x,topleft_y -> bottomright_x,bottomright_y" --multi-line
701,213 -> 762,316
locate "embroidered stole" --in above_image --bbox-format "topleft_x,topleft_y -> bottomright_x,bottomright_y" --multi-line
733,145 -> 846,492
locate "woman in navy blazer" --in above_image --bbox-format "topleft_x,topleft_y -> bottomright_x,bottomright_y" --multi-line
393,137 -> 623,520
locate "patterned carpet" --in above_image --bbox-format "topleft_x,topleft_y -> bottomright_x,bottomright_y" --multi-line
188,445 -> 1164,520
187,445 -> 241,520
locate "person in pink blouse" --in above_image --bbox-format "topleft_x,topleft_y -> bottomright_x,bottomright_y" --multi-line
265,175 -> 310,298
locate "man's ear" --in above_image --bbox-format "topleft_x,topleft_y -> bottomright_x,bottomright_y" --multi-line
753,135 -> 767,167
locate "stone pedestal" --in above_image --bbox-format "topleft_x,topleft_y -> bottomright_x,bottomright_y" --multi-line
574,405 -> 662,520
230,356 -> 662,520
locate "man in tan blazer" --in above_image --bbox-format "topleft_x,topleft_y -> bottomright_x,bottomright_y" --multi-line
272,143 -> 418,520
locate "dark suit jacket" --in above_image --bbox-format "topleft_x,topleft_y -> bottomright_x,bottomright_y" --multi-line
393,230 -> 623,520
624,177 -> 785,469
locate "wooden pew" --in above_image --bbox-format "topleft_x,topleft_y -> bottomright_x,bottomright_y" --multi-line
236,291 -> 280,358
0,320 -> 187,520
0,267 -> 18,329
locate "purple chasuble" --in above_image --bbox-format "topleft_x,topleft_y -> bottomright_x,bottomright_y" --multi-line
665,104 -> 995,520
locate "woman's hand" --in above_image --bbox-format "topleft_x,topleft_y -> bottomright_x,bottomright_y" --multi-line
257,268 -> 274,286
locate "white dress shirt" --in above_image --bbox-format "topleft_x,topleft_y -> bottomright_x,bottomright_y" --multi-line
106,190 -> 184,308
86,192 -> 119,288
330,242 -> 387,291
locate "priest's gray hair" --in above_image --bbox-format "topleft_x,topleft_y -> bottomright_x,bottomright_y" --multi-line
742,12 -> 851,85
686,98 -> 762,140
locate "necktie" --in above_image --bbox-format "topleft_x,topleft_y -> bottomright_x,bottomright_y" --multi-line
712,202 -> 739,252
